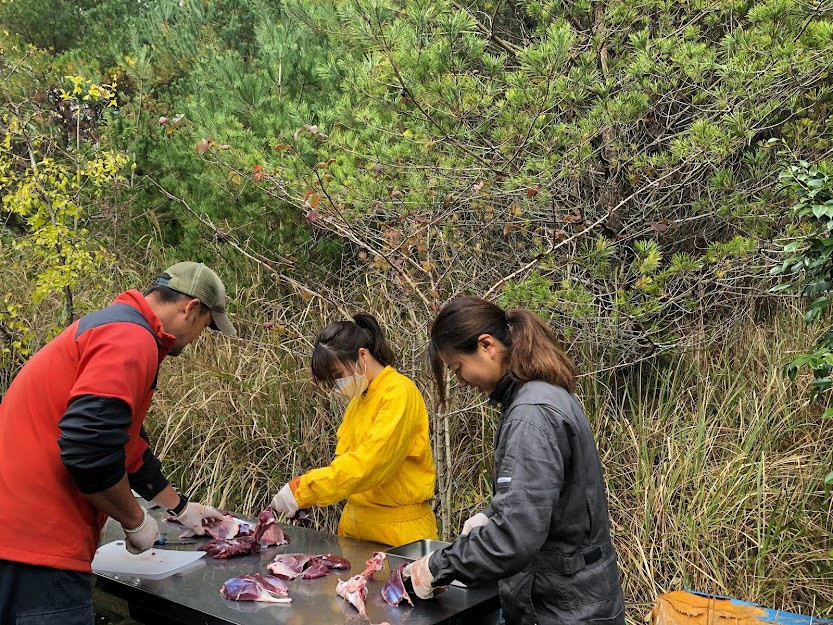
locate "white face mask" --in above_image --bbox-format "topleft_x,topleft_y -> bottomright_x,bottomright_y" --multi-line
334,359 -> 369,399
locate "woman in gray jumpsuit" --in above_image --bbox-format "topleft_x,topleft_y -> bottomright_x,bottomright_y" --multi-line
403,296 -> 625,625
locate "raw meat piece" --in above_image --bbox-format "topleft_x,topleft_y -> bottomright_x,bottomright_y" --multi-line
300,561 -> 330,579
202,515 -> 240,540
266,552 -> 352,579
360,551 -> 387,581
248,573 -> 289,596
336,575 -> 369,616
267,553 -> 314,579
316,554 -> 351,569
167,508 -> 279,542
381,562 -> 413,607
168,512 -> 241,540
253,507 -> 290,547
220,573 -> 291,603
199,535 -> 261,559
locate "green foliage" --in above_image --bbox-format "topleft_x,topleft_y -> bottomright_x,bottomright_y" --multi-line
772,162 -> 833,405
0,0 -> 141,54
106,0 -> 347,269
172,0 -> 823,364
0,35 -> 126,364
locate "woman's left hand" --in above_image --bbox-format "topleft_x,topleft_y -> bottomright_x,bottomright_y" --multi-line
404,554 -> 436,599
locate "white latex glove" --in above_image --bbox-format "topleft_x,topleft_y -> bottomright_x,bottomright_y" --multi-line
270,483 -> 300,517
175,502 -> 223,536
403,554 -> 435,599
122,508 -> 160,554
462,512 -> 490,536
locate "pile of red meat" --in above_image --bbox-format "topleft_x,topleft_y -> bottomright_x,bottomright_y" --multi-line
203,512 -> 421,617
220,573 -> 290,603
165,507 -> 289,559
266,553 -> 351,579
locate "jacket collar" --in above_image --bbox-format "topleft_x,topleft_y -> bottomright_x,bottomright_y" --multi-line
113,289 -> 177,357
488,374 -> 520,407
362,365 -> 394,398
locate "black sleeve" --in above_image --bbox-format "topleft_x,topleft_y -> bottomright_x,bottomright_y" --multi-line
58,395 -> 131,494
128,427 -> 169,501
428,413 -> 568,585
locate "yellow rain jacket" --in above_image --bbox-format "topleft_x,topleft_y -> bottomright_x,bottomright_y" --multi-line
293,366 -> 437,547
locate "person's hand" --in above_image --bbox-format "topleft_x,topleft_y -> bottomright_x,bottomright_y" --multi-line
122,508 -> 159,554
403,554 -> 435,599
462,512 -> 490,536
176,502 -> 223,536
270,483 -> 300,517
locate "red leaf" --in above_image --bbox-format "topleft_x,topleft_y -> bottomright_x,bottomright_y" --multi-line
253,165 -> 263,173
526,186 -> 539,197
195,139 -> 210,154
158,116 -> 169,125
254,172 -> 263,182
305,209 -> 320,222
305,192 -> 321,209
274,143 -> 291,151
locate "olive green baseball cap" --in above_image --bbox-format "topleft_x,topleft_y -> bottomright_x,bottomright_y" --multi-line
156,261 -> 236,337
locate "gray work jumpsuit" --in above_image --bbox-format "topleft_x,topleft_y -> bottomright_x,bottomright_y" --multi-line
428,378 -> 625,625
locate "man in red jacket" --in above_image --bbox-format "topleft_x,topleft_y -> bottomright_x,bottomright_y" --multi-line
0,261 -> 237,624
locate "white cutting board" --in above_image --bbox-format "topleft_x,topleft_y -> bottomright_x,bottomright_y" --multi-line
92,540 -> 205,579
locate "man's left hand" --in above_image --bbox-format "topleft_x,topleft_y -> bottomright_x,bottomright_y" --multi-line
176,502 -> 223,536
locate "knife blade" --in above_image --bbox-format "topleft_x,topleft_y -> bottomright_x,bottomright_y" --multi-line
155,536 -> 198,545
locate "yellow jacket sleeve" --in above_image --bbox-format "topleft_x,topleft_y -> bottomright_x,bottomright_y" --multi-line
293,393 -> 418,508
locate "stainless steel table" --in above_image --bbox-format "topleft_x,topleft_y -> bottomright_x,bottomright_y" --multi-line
95,507 -> 500,625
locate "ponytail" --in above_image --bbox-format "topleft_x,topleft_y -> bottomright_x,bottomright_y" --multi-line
352,312 -> 396,366
311,312 -> 395,387
429,297 -> 576,403
504,308 -> 576,393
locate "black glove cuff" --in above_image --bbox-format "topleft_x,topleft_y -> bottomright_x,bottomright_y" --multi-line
167,492 -> 189,516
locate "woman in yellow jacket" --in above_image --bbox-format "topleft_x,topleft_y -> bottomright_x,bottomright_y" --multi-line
269,312 -> 438,547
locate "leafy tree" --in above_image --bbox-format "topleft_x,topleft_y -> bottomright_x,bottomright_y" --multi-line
108,0 -> 347,269
0,34 -> 127,376
181,0 -> 833,365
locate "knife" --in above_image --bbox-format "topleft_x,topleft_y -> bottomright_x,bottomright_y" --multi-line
155,536 -> 199,545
